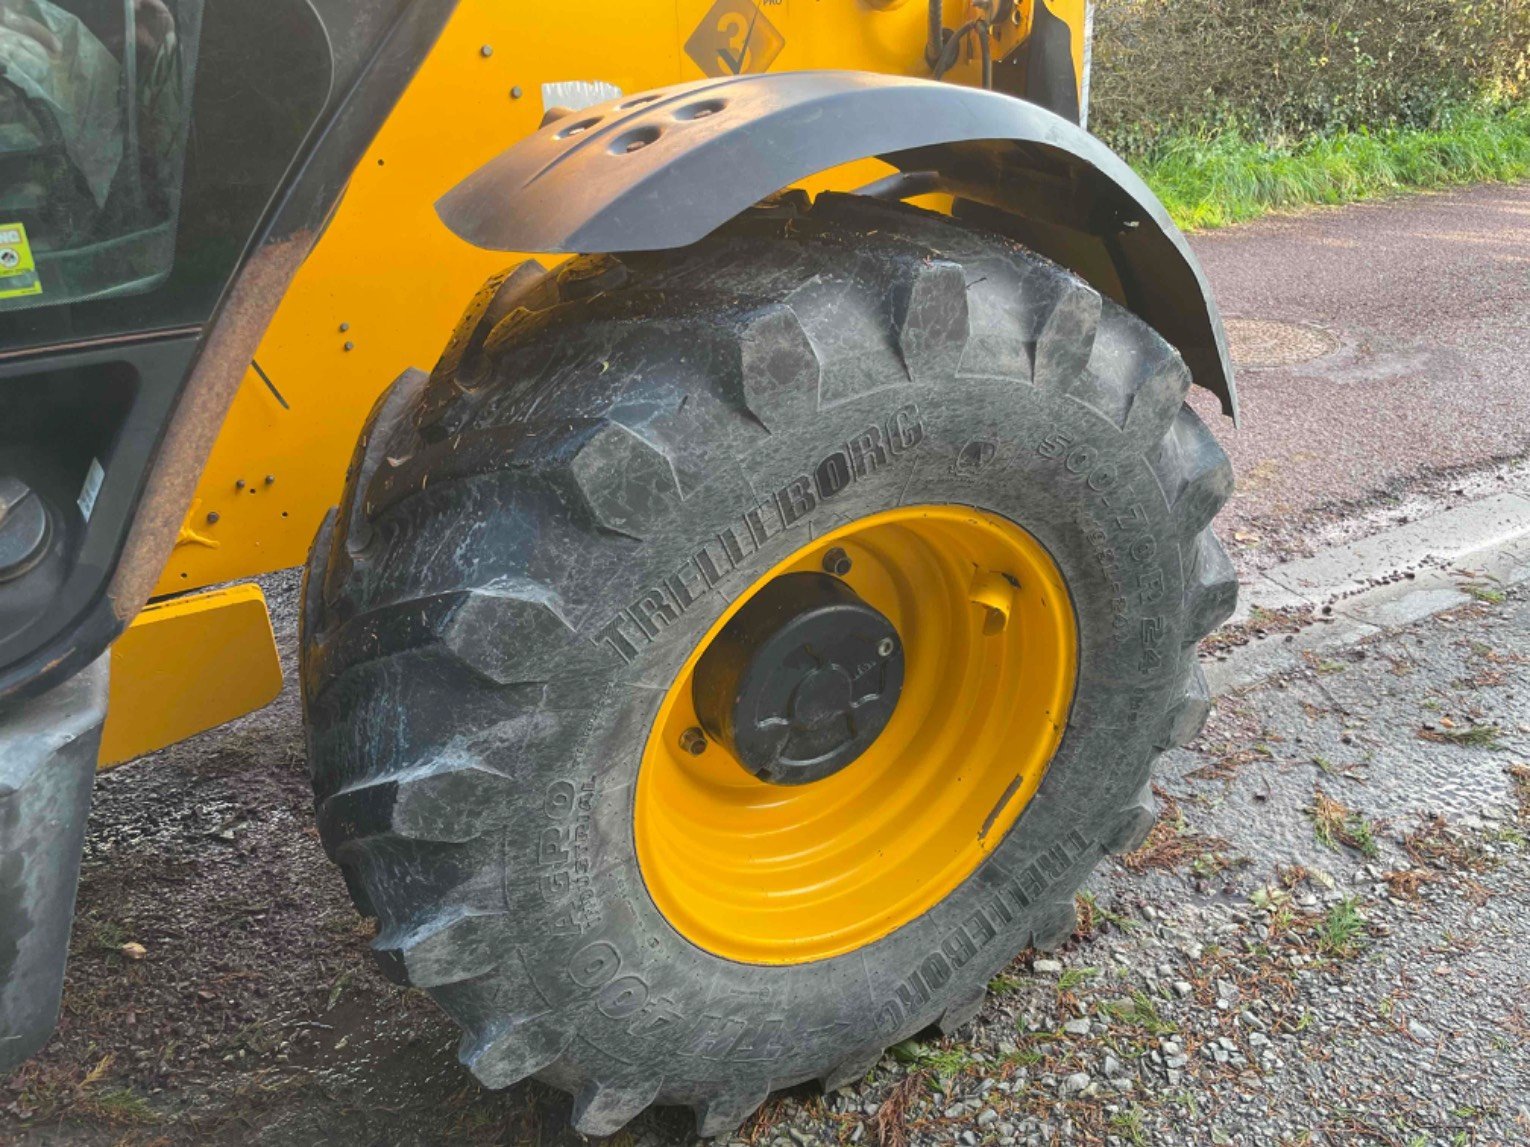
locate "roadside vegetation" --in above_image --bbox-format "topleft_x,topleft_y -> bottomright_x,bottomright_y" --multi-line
1133,104 -> 1530,229
1092,0 -> 1530,228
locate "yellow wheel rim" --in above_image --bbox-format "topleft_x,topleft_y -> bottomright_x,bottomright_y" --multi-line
634,505 -> 1078,964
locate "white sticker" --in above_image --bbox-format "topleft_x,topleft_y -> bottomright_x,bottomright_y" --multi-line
541,80 -> 622,114
78,457 -> 104,520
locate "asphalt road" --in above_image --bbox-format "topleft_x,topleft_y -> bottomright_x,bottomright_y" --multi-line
5,184 -> 1530,1145
1190,183 -> 1530,563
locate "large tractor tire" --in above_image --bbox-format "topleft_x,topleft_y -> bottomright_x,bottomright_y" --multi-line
300,192 -> 1236,1137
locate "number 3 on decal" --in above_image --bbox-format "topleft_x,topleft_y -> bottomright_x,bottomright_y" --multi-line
684,0 -> 785,78
716,9 -> 755,74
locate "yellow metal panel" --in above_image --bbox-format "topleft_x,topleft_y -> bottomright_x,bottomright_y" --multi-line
157,2 -> 1082,597
156,1 -> 685,594
99,584 -> 283,769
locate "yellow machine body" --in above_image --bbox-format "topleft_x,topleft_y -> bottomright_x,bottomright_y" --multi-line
107,0 -> 1091,765
100,584 -> 282,768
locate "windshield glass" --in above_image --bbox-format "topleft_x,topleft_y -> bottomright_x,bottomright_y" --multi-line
1,0 -> 201,311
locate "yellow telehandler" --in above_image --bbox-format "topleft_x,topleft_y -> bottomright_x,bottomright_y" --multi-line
0,1 -> 1236,1134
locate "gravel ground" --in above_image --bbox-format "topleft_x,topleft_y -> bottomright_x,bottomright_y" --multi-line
3,569 -> 1528,1145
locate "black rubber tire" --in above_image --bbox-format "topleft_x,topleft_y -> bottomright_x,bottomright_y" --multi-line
299,192 -> 1237,1138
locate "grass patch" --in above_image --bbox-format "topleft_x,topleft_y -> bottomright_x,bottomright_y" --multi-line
79,1087 -> 158,1124
325,967 -> 355,1011
1102,990 -> 1178,1036
1419,723 -> 1504,749
988,972 -> 1026,995
1462,584 -> 1506,604
1308,786 -> 1381,858
85,915 -> 131,953
1133,103 -> 1530,230
1110,1105 -> 1149,1145
10,1055 -> 160,1126
1316,897 -> 1368,957
999,1045 -> 1044,1070
1057,966 -> 1099,992
1493,825 -> 1527,850
1076,889 -> 1137,935
888,1040 -> 973,1085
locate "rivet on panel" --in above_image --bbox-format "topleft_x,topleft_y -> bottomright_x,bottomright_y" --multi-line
480,44 -> 493,57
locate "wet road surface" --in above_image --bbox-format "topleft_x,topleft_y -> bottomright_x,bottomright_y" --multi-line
1191,183 -> 1530,561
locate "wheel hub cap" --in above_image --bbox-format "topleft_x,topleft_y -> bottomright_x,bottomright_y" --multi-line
693,572 -> 904,785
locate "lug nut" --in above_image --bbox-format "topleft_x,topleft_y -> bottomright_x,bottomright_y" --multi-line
679,727 -> 708,756
822,547 -> 852,576
877,637 -> 895,658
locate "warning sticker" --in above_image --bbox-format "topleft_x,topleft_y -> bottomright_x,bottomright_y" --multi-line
78,458 -> 105,521
685,0 -> 785,78
0,222 -> 42,300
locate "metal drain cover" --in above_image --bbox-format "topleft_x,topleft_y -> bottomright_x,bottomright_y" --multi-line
1224,318 -> 1338,368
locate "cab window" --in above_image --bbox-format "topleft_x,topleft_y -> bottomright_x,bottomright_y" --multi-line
0,0 -> 201,311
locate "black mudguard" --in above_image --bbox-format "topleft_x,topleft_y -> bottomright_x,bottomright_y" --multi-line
436,70 -> 1236,422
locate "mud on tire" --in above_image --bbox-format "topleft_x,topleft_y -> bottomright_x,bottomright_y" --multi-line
299,192 -> 1237,1137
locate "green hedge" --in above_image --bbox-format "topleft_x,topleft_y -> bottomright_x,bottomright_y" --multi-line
1135,103 -> 1530,229
1090,0 -> 1530,155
